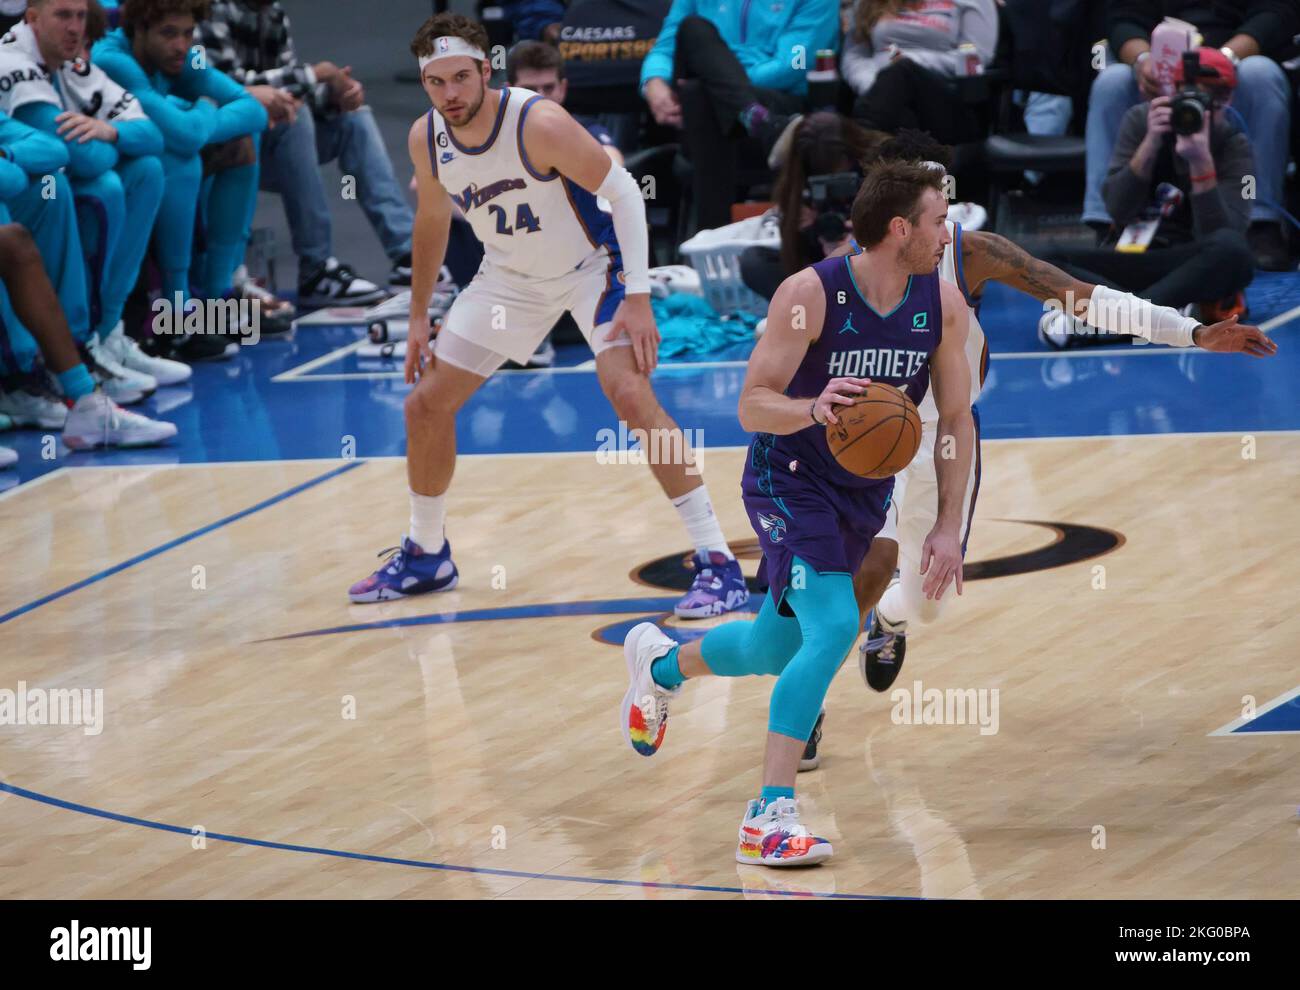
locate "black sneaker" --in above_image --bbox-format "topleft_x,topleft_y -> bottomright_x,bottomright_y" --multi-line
389,252 -> 413,288
859,609 -> 907,692
173,331 -> 238,363
298,257 -> 388,308
799,708 -> 825,772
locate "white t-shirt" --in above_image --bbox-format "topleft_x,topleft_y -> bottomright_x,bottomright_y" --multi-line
0,21 -> 145,122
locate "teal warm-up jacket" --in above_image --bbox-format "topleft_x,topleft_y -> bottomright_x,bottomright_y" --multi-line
640,0 -> 840,96
92,27 -> 268,157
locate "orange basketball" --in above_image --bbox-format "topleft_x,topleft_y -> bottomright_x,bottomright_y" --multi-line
825,382 -> 922,479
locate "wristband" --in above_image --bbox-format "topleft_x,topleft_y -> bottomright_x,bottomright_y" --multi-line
810,400 -> 821,426
1190,169 -> 1217,183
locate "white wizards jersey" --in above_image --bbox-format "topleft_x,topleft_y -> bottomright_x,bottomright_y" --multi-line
0,22 -> 146,124
426,87 -> 618,279
918,219 -> 987,424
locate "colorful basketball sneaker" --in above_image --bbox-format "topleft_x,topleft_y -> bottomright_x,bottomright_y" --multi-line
736,797 -> 833,867
348,537 -> 458,603
674,551 -> 750,619
620,621 -> 680,756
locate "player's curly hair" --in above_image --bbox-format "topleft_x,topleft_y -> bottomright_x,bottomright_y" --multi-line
410,13 -> 490,63
120,0 -> 212,38
863,128 -> 954,172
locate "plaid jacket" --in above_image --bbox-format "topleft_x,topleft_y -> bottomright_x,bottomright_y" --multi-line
195,0 -> 333,111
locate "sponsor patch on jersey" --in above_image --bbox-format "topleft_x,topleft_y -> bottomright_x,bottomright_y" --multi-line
912,311 -> 929,332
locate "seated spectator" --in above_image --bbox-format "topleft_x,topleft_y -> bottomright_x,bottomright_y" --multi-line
1041,49 -> 1257,343
739,111 -> 883,301
842,0 -> 997,177
93,0 -> 272,361
502,0 -> 566,44
640,0 -> 840,233
507,40 -> 623,166
197,0 -> 411,307
0,222 -> 176,462
1084,0 -> 1298,270
0,0 -> 190,394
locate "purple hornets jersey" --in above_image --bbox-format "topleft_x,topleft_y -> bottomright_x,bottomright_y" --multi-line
780,255 -> 944,490
739,255 -> 945,610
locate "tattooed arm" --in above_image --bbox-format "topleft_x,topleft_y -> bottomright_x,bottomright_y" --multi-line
959,229 -> 1276,357
960,229 -> 1093,315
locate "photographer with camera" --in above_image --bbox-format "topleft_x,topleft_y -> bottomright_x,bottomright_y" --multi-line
738,112 -> 881,301
1041,48 -> 1256,345
1083,0 -> 1297,270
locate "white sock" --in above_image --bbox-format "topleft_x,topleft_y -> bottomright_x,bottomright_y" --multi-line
408,489 -> 446,552
671,486 -> 732,559
877,583 -> 908,630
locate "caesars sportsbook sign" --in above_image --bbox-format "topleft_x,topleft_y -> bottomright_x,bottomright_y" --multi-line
558,0 -> 672,89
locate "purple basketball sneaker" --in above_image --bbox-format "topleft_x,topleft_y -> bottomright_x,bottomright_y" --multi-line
674,551 -> 750,619
348,537 -> 459,603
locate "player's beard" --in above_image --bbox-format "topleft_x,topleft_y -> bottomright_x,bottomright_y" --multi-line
451,76 -> 488,128
902,237 -> 941,275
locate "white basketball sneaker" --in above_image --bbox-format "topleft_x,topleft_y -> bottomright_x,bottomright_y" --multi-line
86,332 -> 157,402
99,322 -> 192,387
620,621 -> 680,757
736,797 -> 833,867
63,391 -> 177,450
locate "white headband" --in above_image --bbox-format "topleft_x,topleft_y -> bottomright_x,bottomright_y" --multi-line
419,36 -> 487,71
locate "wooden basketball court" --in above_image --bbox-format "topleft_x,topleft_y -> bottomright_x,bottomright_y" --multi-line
2,434 -> 1297,899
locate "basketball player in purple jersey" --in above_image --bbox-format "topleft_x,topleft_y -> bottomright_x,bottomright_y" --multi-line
347,14 -> 748,617
618,160 -> 975,866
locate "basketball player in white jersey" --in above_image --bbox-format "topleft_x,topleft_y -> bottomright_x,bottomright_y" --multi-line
832,135 -> 1277,717
348,14 -> 750,618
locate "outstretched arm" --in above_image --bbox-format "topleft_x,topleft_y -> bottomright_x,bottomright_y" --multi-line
962,229 -> 1276,357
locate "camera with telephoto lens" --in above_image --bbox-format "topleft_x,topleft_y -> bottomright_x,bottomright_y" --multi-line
1171,50 -> 1214,136
805,171 -> 861,244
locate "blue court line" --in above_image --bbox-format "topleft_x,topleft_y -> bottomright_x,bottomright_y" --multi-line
0,780 -> 902,900
264,596 -> 702,641
0,461 -> 364,627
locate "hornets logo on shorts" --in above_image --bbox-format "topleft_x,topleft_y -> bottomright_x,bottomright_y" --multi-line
758,513 -> 787,543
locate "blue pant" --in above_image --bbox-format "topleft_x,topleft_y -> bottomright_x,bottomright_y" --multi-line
260,106 -> 414,268
156,136 -> 260,302
1084,57 -> 1292,225
73,156 -> 165,338
1,174 -> 89,374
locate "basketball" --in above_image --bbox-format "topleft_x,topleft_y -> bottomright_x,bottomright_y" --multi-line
826,383 -> 922,479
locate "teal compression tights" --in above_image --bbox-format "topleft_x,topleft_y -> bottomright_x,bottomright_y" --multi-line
696,556 -> 859,741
